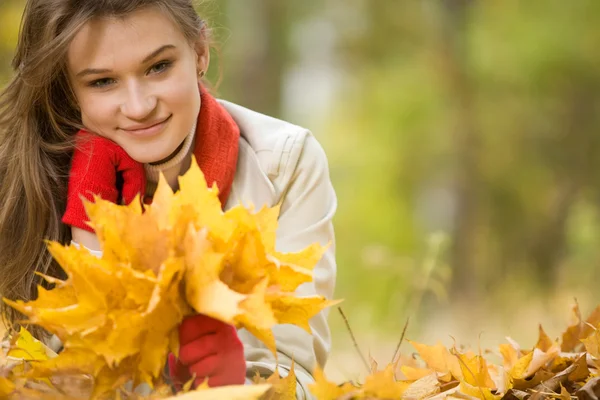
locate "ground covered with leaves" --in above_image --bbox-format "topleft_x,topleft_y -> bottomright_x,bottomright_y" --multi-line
308,303 -> 600,400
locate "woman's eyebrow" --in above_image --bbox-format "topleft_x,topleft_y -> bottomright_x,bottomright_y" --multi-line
75,44 -> 177,78
141,44 -> 176,64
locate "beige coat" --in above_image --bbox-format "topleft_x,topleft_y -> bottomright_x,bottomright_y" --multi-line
220,100 -> 337,399
55,100 -> 337,399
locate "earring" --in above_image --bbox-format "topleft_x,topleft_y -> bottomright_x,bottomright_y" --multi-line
198,70 -> 205,78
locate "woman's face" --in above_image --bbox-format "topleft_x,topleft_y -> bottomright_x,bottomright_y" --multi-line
67,7 -> 207,164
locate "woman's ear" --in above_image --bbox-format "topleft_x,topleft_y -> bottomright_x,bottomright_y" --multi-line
195,36 -> 210,78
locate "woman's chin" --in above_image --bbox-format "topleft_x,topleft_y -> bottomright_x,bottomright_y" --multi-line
129,151 -> 171,165
124,136 -> 187,165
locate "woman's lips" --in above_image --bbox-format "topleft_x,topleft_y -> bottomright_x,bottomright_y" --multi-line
121,115 -> 172,137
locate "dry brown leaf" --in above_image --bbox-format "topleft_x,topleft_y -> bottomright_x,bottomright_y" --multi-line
561,303 -> 600,352
510,369 -> 554,390
559,384 -> 571,400
535,325 -> 555,353
568,353 -> 590,381
576,376 -> 600,400
529,355 -> 584,397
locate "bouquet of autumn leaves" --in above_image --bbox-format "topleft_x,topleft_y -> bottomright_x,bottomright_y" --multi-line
1,158 -> 338,399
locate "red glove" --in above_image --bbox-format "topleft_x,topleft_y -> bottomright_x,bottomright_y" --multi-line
168,314 -> 246,389
62,131 -> 146,232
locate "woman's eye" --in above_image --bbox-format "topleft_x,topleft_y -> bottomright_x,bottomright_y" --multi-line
149,61 -> 172,74
88,78 -> 115,88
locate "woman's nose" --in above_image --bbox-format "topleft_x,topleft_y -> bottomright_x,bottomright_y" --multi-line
120,82 -> 157,120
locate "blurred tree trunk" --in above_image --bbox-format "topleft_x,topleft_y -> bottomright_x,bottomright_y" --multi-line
529,84 -> 598,285
222,0 -> 288,118
437,0 -> 480,302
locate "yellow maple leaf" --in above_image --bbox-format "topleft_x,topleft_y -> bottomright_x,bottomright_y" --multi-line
498,343 -> 520,370
183,224 -> 245,323
400,365 -> 436,381
458,381 -> 502,400
508,352 -> 533,381
363,363 -> 410,399
452,348 -> 496,390
138,258 -> 190,382
260,362 -> 297,400
173,159 -> 235,246
0,377 -> 15,397
93,204 -> 167,274
26,348 -> 104,378
409,340 -> 462,381
308,366 -> 356,400
241,323 -> 277,356
7,327 -> 53,362
254,204 -> 280,252
508,342 -> 559,382
272,243 -> 327,272
236,279 -> 277,331
264,258 -> 313,294
233,280 -> 279,354
221,207 -> 272,294
267,294 -> 341,333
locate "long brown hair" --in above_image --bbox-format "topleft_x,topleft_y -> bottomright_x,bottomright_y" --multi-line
0,0 -> 209,339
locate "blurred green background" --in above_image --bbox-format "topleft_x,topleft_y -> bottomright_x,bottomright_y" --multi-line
2,0 -> 600,381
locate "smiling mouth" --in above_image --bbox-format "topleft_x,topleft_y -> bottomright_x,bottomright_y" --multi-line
121,115 -> 172,136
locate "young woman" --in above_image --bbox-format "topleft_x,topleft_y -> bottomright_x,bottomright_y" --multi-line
0,0 -> 337,398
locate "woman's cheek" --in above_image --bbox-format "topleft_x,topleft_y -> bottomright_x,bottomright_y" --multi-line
81,97 -> 117,137
161,78 -> 196,109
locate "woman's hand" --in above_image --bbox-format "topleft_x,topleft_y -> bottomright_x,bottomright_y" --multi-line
168,314 -> 246,389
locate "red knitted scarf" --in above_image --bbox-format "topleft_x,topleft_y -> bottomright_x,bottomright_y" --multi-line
191,87 -> 240,206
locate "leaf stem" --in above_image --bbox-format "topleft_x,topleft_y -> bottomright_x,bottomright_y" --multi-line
391,317 -> 410,364
337,307 -> 370,373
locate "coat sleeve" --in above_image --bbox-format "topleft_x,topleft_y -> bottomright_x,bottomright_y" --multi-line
239,133 -> 338,399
